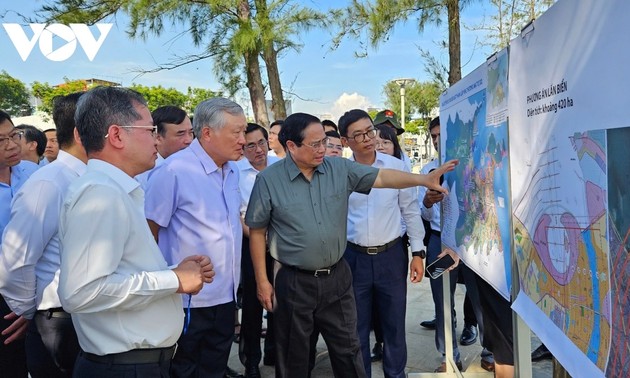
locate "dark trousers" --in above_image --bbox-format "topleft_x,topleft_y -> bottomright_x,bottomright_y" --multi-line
0,295 -> 27,377
73,352 -> 171,378
459,264 -> 485,342
475,273 -> 513,365
239,236 -> 275,368
274,259 -> 365,378
427,233 -> 483,361
170,301 -> 235,378
27,311 -> 80,377
344,240 -> 408,378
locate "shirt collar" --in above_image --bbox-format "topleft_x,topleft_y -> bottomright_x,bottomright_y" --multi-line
56,150 -> 87,176
284,153 -> 325,181
189,139 -> 235,176
348,151 -> 384,167
87,159 -> 140,194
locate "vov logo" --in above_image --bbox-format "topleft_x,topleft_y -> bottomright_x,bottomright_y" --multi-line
3,23 -> 113,62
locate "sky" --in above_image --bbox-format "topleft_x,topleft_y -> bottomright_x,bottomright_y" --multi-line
1,0 -> 499,121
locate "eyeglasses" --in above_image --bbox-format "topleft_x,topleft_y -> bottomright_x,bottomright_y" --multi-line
350,128 -> 377,143
244,139 -> 268,151
326,143 -> 343,152
375,140 -> 393,148
297,137 -> 329,150
0,131 -> 23,148
120,125 -> 158,137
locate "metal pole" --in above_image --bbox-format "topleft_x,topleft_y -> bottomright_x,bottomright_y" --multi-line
400,84 -> 406,131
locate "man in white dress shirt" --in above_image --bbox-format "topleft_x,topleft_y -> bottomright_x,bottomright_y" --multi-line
58,86 -> 214,377
237,123 -> 279,377
339,109 -> 426,378
0,92 -> 85,377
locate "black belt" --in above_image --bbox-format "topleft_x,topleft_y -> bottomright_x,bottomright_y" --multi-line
81,344 -> 177,365
285,262 -> 338,277
36,307 -> 71,319
347,237 -> 401,255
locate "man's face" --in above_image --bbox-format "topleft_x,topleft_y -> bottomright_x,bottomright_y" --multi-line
268,124 -> 281,151
206,112 -> 247,166
44,130 -> 59,161
430,125 -> 440,151
289,122 -> 326,169
243,129 -> 268,169
343,117 -> 376,155
18,134 -> 37,161
0,119 -> 21,169
121,104 -> 158,176
325,137 -> 343,157
157,116 -> 194,158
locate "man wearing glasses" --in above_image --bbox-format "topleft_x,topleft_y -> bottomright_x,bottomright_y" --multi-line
245,112 -> 458,377
145,98 -> 246,377
236,123 -> 279,377
0,110 -> 38,377
57,87 -> 213,377
339,109 -> 425,378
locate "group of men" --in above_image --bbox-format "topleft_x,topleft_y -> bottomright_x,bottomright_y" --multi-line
0,84 -> 517,378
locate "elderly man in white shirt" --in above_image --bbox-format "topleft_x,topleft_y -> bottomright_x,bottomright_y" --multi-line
339,109 -> 426,378
58,86 -> 214,377
0,92 -> 85,377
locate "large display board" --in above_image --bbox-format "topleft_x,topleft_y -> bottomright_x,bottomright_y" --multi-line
508,0 -> 630,376
439,49 -> 512,300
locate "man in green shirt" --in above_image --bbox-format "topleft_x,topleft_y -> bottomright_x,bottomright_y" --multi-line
245,112 -> 457,377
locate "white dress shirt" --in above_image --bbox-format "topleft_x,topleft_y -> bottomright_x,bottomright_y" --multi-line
347,152 -> 425,251
418,159 -> 441,232
59,159 -> 183,355
237,155 -> 279,214
0,151 -> 86,318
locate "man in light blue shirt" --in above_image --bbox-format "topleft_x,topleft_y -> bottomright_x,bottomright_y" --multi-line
340,109 -> 425,378
146,98 -> 246,377
0,110 -> 38,377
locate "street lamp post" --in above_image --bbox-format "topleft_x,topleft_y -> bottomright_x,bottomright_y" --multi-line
393,78 -> 415,132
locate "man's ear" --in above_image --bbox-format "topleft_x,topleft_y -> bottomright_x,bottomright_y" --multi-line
340,137 -> 349,148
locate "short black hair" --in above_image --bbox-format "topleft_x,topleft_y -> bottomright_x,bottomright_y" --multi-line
52,92 -> 83,149
269,119 -> 284,129
337,109 -> 372,137
152,106 -> 188,136
375,124 -> 403,160
74,86 -> 148,155
246,122 -> 268,140
15,124 -> 46,156
0,110 -> 13,125
429,116 -> 440,131
322,119 -> 338,132
278,113 -> 321,148
325,130 -> 341,139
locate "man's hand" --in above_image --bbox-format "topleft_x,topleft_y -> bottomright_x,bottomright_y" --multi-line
438,248 -> 460,271
423,189 -> 445,208
2,312 -> 28,345
173,255 -> 215,294
409,257 -> 424,283
257,280 -> 275,312
426,159 -> 458,194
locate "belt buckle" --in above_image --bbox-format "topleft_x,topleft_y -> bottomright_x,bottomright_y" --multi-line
366,247 -> 378,255
313,268 -> 330,277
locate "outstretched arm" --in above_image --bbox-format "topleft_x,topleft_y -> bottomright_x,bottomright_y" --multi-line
373,159 -> 458,193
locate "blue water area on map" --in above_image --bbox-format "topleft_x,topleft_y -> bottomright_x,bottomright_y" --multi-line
583,228 -> 601,362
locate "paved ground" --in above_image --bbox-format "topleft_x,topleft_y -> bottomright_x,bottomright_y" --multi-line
228,277 -> 554,377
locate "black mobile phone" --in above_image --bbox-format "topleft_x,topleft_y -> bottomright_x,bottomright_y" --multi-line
425,253 -> 456,279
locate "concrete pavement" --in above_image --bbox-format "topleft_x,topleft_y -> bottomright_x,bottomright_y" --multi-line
228,276 -> 554,377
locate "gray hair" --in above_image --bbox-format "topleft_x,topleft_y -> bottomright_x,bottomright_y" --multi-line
74,86 -> 147,154
192,98 -> 244,136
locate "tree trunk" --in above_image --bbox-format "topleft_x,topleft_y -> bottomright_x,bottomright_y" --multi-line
446,0 -> 462,85
262,45 -> 287,120
238,0 -> 269,126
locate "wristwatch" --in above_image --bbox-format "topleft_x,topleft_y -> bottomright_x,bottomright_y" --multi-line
412,250 -> 426,259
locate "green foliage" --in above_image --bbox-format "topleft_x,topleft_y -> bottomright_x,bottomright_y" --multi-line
186,87 -> 222,113
383,80 -> 441,133
404,118 -> 422,135
129,84 -> 187,111
0,71 -> 32,116
31,79 -> 89,115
